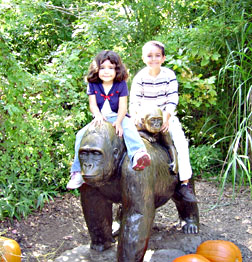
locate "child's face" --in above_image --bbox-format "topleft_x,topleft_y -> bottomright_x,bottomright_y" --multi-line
98,59 -> 116,85
142,45 -> 166,70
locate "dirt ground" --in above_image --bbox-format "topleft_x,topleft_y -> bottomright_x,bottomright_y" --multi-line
1,180 -> 252,262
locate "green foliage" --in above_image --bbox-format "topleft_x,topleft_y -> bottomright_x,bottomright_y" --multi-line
0,0 -> 76,74
0,34 -> 91,220
0,174 -> 57,220
190,145 -> 222,179
1,0 -> 252,220
216,21 -> 252,197
167,52 -> 217,110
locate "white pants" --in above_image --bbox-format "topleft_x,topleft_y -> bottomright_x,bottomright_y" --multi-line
168,115 -> 192,181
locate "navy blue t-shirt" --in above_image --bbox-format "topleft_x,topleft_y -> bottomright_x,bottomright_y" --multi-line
87,81 -> 129,113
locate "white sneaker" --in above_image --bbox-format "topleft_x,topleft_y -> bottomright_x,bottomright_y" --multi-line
132,150 -> 151,171
66,171 -> 84,189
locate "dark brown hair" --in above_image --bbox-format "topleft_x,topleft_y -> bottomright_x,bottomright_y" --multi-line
87,50 -> 128,83
142,41 -> 165,56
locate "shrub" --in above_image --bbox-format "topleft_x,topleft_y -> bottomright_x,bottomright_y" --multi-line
190,145 -> 223,179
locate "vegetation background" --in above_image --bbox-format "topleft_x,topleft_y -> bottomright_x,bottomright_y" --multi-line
0,0 -> 251,221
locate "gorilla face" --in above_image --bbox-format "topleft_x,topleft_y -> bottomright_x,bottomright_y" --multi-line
78,123 -> 125,186
79,133 -> 112,186
79,146 -> 104,171
145,115 -> 163,133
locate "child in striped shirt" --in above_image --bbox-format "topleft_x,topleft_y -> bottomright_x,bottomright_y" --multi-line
129,40 -> 197,202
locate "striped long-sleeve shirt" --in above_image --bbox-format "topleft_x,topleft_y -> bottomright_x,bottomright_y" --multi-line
129,67 -> 179,118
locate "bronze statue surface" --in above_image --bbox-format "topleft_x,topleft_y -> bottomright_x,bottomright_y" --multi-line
136,107 -> 178,173
79,121 -> 199,262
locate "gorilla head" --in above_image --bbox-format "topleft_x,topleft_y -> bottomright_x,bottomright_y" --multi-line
140,107 -> 163,134
79,121 -> 126,186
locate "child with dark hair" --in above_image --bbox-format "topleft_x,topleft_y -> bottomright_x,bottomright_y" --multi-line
67,50 -> 151,189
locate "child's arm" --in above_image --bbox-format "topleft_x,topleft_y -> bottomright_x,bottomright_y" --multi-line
160,112 -> 171,133
89,95 -> 106,126
112,96 -> 127,137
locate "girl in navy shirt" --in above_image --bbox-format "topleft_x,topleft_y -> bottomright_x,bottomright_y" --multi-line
67,50 -> 151,189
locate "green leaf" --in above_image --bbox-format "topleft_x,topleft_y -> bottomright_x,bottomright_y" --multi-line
211,52 -> 220,61
201,57 -> 209,66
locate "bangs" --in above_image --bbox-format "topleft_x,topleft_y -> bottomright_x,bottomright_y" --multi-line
99,53 -> 120,67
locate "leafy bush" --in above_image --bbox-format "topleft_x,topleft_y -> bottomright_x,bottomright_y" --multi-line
0,0 -> 76,74
1,0 -> 251,221
0,174 -> 57,220
0,36 -> 91,220
190,145 -> 223,179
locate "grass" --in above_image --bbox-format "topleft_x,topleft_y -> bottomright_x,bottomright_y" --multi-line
216,20 -> 252,198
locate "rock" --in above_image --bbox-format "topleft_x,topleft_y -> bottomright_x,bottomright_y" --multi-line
146,249 -> 185,262
53,234 -> 202,262
148,231 -> 202,253
53,244 -> 117,262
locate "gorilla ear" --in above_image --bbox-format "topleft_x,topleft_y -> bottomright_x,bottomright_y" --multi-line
113,148 -> 120,159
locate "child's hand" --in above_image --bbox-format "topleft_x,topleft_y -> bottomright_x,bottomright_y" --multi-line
161,113 -> 171,133
132,115 -> 141,126
92,113 -> 106,127
160,121 -> 169,133
112,121 -> 123,137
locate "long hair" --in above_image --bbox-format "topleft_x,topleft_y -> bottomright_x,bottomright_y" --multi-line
87,50 -> 128,83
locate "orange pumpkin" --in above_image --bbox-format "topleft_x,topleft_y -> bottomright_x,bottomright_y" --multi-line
196,240 -> 242,262
173,254 -> 211,262
0,237 -> 21,262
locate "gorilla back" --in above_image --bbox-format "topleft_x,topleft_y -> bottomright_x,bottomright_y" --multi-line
78,121 -> 199,262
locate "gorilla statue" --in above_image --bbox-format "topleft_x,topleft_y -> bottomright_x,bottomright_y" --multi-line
78,121 -> 199,262
135,107 -> 178,173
